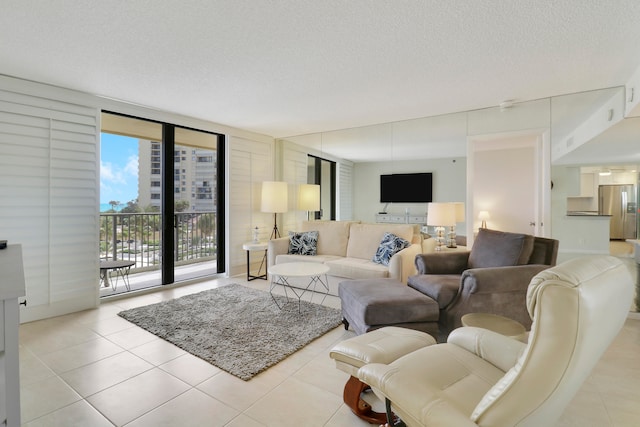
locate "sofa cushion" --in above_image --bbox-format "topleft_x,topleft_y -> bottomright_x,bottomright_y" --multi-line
372,232 -> 411,266
468,228 -> 535,269
301,220 -> 355,257
288,230 -> 318,255
407,274 -> 461,309
326,257 -> 390,280
346,223 -> 415,260
275,254 -> 342,265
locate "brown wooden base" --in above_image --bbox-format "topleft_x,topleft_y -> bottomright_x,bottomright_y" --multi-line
343,375 -> 388,424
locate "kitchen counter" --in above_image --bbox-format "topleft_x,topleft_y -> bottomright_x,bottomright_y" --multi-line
566,211 -> 611,217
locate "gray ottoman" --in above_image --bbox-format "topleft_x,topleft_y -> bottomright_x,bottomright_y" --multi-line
339,278 -> 440,338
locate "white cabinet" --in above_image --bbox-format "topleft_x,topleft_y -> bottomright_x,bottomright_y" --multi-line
580,173 -> 595,197
0,245 -> 26,427
375,214 -> 427,224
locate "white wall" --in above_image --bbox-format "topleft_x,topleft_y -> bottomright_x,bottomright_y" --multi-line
0,75 -> 274,322
352,157 -> 467,229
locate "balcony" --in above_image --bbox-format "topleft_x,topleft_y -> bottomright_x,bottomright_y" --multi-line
99,211 -> 218,296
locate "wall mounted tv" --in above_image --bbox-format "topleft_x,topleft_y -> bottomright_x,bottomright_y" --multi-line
380,172 -> 433,203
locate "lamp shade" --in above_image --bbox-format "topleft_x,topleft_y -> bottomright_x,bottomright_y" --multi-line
454,202 -> 465,223
478,210 -> 491,221
427,202 -> 456,226
298,184 -> 320,211
261,181 -> 288,213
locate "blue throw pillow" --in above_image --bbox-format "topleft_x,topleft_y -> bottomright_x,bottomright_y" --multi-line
372,232 -> 410,266
288,230 -> 319,255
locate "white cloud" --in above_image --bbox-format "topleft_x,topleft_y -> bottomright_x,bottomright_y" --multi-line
124,155 -> 139,177
100,160 -> 127,184
100,159 -> 138,204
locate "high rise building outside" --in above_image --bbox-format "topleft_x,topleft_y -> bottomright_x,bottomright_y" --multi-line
138,139 -> 216,212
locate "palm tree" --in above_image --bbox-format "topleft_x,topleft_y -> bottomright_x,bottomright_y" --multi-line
197,213 -> 216,241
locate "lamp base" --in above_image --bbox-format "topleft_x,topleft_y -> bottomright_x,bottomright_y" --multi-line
447,225 -> 457,248
269,213 -> 281,240
434,226 -> 446,251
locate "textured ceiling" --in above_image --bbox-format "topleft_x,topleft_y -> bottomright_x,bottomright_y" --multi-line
2,1 -> 640,162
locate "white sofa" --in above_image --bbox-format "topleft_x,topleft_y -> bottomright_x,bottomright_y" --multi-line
268,221 -> 422,295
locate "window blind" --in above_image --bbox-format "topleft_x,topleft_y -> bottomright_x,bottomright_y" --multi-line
0,82 -> 99,319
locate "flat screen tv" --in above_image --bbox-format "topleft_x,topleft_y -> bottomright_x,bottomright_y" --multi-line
380,172 -> 433,203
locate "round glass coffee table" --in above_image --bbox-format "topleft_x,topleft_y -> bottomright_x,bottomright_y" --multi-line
268,262 -> 330,312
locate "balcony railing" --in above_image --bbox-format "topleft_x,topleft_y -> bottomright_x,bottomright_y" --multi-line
99,211 -> 217,274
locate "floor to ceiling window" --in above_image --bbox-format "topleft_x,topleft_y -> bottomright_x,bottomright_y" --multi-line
99,112 -> 224,296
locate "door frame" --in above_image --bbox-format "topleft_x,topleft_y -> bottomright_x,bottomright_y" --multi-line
466,128 -> 551,245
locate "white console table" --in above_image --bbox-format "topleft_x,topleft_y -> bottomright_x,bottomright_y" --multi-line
0,244 -> 26,427
375,213 -> 427,224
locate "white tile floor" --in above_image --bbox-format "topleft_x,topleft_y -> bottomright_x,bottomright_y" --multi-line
19,272 -> 640,426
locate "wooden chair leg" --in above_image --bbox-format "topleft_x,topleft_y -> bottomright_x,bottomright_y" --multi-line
343,375 -> 387,424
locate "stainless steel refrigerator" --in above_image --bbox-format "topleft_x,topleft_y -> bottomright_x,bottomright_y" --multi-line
598,184 -> 637,239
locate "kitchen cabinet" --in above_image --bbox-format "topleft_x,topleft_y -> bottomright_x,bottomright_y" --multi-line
567,173 -> 598,213
579,173 -> 595,197
0,245 -> 26,427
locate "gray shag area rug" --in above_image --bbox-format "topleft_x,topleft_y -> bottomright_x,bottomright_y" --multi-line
117,284 -> 342,380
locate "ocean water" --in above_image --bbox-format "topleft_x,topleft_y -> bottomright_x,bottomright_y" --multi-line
100,203 -> 123,212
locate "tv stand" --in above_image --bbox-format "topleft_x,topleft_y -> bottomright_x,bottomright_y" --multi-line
375,213 -> 427,224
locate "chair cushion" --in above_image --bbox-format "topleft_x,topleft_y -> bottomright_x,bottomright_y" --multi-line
358,342 -> 506,425
468,228 -> 534,269
408,274 -> 461,309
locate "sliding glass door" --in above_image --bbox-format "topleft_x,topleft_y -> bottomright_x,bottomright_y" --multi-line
307,155 -> 336,220
100,112 -> 224,295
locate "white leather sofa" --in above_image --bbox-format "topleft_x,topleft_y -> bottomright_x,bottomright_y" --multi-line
267,221 -> 422,294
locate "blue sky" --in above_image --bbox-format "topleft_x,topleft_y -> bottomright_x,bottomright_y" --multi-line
100,133 -> 139,207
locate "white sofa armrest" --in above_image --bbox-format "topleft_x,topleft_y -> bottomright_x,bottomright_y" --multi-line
447,327 -> 526,372
388,243 -> 421,283
267,237 -> 290,268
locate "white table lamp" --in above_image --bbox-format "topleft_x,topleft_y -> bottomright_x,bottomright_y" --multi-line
298,184 -> 320,221
478,210 -> 490,229
427,202 -> 456,251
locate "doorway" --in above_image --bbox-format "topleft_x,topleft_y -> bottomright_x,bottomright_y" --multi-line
307,155 -> 336,220
100,112 -> 224,295
467,130 -> 550,243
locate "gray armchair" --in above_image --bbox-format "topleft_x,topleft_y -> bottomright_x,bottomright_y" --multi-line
408,228 -> 558,338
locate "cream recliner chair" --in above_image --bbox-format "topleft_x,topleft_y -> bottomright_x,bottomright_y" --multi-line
357,255 -> 633,427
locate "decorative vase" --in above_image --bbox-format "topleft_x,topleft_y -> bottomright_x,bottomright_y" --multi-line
252,226 -> 259,243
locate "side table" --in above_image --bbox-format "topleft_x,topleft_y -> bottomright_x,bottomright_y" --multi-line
99,260 -> 135,291
242,241 -> 268,281
461,312 -> 527,342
